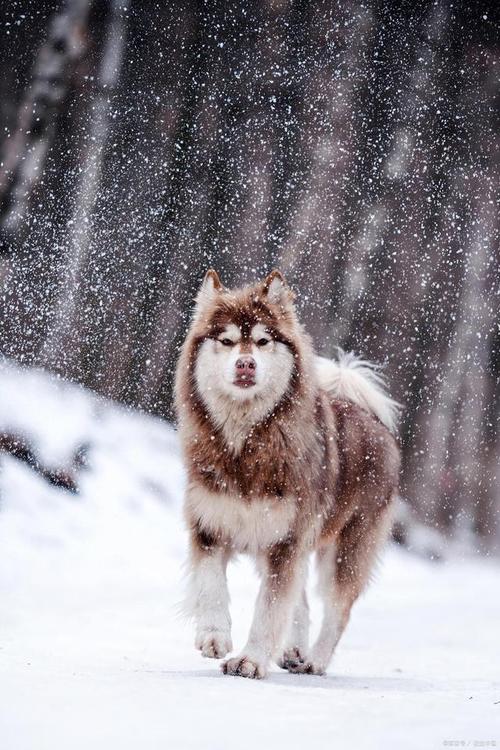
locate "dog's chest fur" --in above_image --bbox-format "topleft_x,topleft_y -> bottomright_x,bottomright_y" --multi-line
186,483 -> 298,553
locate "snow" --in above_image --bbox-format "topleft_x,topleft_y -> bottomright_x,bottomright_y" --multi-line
1,360 -> 499,750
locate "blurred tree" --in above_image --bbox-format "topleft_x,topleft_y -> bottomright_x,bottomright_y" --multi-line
0,0 -> 92,254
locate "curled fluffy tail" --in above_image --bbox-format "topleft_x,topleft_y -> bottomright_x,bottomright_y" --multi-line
315,350 -> 400,434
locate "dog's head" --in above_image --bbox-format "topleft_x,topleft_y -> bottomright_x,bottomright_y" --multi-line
188,270 -> 304,416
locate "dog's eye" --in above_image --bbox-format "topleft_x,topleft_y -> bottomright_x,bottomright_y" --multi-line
257,338 -> 270,347
220,338 -> 233,346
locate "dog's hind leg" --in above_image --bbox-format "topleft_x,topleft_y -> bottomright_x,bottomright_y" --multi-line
286,506 -> 392,675
277,588 -> 310,670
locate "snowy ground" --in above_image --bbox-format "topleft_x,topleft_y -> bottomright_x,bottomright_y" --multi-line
1,360 -> 499,750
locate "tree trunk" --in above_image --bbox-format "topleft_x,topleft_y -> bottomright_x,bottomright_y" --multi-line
40,0 -> 129,376
0,0 -> 92,255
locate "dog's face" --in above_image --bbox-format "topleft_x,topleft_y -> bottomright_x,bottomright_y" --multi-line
192,270 -> 297,411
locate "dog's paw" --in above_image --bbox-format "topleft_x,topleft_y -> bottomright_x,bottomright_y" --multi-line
195,630 -> 232,659
277,646 -> 307,671
285,658 -> 326,676
221,654 -> 267,679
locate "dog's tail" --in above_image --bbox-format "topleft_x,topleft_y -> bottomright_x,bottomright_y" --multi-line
315,350 -> 400,434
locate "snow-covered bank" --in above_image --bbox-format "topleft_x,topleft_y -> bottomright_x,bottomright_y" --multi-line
1,361 -> 499,750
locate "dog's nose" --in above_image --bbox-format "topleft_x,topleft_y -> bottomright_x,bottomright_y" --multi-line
235,356 -> 256,376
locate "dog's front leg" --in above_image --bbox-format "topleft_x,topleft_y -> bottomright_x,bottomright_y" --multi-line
186,524 -> 232,659
222,539 -> 306,679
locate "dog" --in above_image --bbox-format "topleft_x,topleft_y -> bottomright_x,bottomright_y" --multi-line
175,269 -> 400,679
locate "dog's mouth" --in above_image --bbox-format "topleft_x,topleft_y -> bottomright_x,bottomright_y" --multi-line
233,376 -> 256,389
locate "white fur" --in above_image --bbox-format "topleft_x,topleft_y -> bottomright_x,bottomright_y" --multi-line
250,323 -> 271,343
195,325 -> 295,453
187,549 -> 232,659
281,588 -> 310,657
219,323 -> 241,343
266,275 -> 287,305
186,480 -> 304,678
195,272 -> 220,314
224,551 -> 308,678
183,283 -> 398,678
307,602 -> 343,674
186,482 -> 297,554
306,544 -> 343,674
315,349 -> 400,433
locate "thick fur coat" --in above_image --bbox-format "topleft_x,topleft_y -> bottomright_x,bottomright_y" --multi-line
175,270 -> 400,679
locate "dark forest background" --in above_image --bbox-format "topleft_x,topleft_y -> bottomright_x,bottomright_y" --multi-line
0,0 -> 499,551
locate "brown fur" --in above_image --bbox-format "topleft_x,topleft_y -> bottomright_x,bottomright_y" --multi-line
175,271 -> 400,678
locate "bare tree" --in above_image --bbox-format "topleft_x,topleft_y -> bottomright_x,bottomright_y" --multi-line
40,0 -> 129,374
0,0 -> 92,254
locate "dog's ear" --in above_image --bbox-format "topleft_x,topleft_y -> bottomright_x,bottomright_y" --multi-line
262,270 -> 295,306
195,269 -> 225,310
202,269 -> 224,293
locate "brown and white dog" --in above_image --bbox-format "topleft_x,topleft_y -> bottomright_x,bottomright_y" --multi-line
175,269 -> 400,679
